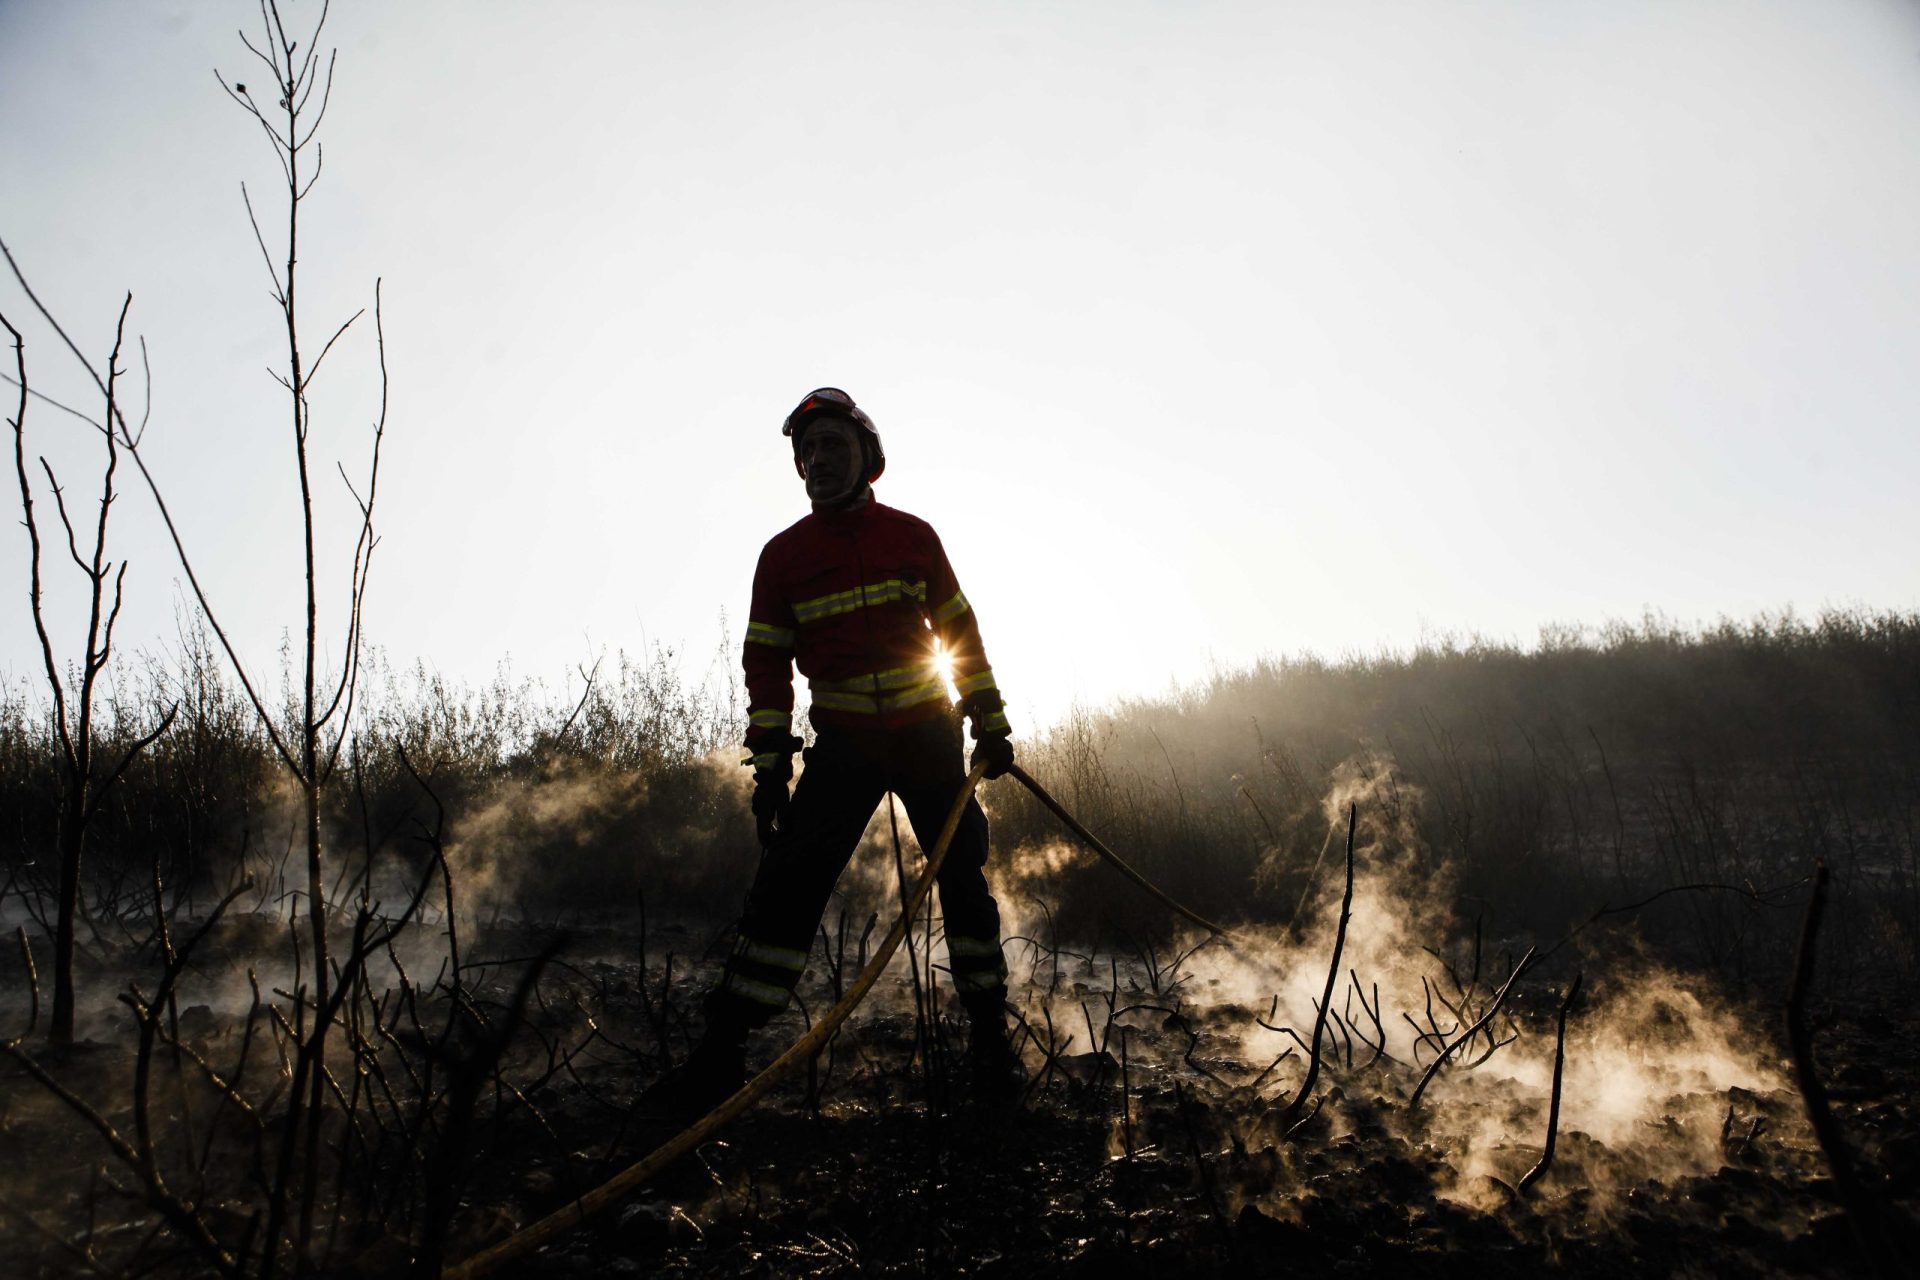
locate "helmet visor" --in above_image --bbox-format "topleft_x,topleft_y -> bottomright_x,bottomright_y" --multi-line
783,387 -> 860,437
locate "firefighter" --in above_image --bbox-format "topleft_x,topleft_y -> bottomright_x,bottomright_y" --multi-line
647,387 -> 1020,1114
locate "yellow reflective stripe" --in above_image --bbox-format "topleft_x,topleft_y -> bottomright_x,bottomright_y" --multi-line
746,621 -> 796,648
792,579 -> 927,624
887,680 -> 950,711
735,937 -> 808,971
812,664 -> 938,694
723,973 -> 791,1007
947,934 -> 1008,990
811,690 -> 882,714
748,709 -> 792,729
954,669 -> 997,697
745,752 -> 785,770
811,679 -> 948,715
979,710 -> 1010,734
932,590 -> 971,624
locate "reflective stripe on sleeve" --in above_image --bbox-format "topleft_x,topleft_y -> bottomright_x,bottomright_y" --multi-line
746,621 -> 796,648
954,669 -> 998,698
978,709 -> 1010,734
932,590 -> 971,625
749,709 -> 793,730
745,751 -> 786,770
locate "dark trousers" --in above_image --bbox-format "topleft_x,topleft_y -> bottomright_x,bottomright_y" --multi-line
708,714 -> 1009,1032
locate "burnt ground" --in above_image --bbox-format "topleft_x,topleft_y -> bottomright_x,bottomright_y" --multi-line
3,918 -> 1916,1279
446,1013 -> 1917,1280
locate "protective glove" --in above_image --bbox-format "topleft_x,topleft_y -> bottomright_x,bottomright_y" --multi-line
751,761 -> 792,848
744,734 -> 801,848
970,729 -> 1014,781
962,690 -> 1014,780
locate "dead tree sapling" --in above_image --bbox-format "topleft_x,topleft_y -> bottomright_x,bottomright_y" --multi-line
1787,859 -> 1901,1276
1,1 -> 399,1268
5,304 -> 177,1045
1275,802 -> 1355,1136
1517,969 -> 1582,1195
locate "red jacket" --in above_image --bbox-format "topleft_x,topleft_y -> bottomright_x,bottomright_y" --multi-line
741,500 -> 1006,765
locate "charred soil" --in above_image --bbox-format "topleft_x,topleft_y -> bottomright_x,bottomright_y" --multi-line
7,909 -> 1904,1280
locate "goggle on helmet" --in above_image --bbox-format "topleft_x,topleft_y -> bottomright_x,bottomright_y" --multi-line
782,387 -> 886,484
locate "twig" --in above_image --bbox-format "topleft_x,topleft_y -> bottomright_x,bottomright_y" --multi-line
1277,802 -> 1355,1136
13,927 -> 39,1041
1787,860 -> 1895,1276
1409,945 -> 1537,1109
1517,971 -> 1582,1194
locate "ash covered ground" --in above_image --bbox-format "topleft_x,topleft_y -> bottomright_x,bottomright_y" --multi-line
4,901 -> 1913,1279
447,924 -> 1920,1280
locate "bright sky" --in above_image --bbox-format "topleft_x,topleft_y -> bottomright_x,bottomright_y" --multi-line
4,0 -> 1918,731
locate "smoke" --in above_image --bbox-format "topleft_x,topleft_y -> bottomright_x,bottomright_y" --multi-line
987,839 -> 1099,948
993,748 -> 1798,1218
444,762 -> 649,907
436,747 -> 761,919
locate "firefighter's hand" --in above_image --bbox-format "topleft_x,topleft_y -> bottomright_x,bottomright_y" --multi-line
751,771 -> 790,847
970,730 -> 1014,781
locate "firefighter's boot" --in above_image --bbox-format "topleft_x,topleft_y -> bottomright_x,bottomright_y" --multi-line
638,1017 -> 748,1121
965,1002 -> 1025,1105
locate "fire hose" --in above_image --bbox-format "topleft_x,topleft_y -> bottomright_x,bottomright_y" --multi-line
445,760 -> 1236,1279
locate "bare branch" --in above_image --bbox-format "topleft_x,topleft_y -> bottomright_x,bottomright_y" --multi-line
0,245 -> 301,772
5,311 -> 76,766
96,560 -> 127,674
232,28 -> 281,80
0,1192 -> 111,1276
238,182 -> 286,300
215,73 -> 297,173
39,458 -> 89,573
81,702 -> 179,828
1410,946 -> 1537,1109
293,50 -> 337,146
135,335 -> 152,446
302,305 -> 363,389
0,1042 -> 242,1277
557,655 -> 605,742
1518,971 -> 1582,1195
1277,802 -> 1355,1137
9,927 -> 39,1043
318,281 -> 386,770
0,371 -> 104,428
296,140 -> 325,201
86,300 -> 130,602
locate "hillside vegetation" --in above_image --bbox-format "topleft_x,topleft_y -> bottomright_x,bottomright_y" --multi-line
5,608 -> 1913,997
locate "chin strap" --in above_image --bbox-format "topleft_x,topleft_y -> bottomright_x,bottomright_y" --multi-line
810,482 -> 872,513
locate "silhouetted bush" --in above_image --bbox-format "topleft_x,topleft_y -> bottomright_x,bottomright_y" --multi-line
988,608 -> 1920,992
5,607 -> 1914,993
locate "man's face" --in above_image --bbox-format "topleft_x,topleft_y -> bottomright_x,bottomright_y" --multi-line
801,420 -> 862,501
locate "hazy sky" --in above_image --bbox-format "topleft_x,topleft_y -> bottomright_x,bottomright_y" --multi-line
4,0 -> 1918,730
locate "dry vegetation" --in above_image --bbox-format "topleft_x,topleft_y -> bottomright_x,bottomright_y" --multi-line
4,5 -> 1916,1275
1,609 -> 1917,1277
